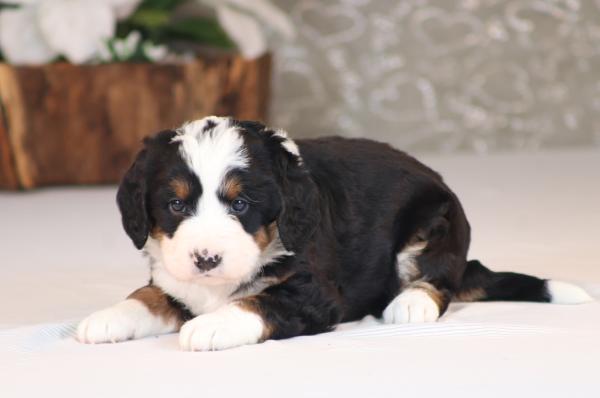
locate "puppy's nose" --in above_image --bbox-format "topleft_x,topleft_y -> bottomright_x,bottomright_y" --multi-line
193,249 -> 222,272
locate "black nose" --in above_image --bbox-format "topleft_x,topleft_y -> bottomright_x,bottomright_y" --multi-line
193,250 -> 222,272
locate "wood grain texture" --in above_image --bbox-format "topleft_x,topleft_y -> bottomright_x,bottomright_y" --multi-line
0,54 -> 271,189
0,88 -> 19,189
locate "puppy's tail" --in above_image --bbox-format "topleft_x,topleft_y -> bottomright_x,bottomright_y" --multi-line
455,260 -> 593,304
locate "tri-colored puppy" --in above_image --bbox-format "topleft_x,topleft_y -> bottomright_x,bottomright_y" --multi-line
77,116 -> 592,350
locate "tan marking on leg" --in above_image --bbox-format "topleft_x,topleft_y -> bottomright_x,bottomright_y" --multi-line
409,281 -> 444,310
170,178 -> 190,199
221,176 -> 242,201
128,285 -> 186,328
230,269 -> 297,340
397,240 -> 428,284
454,288 -> 486,302
235,296 -> 273,341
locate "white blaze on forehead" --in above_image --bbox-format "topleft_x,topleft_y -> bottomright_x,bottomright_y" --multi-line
160,117 -> 261,285
172,116 -> 248,198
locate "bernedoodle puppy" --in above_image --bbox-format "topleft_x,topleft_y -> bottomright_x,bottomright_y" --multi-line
77,116 -> 592,350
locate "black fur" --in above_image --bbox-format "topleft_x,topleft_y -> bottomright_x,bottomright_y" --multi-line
233,127 -> 553,335
117,148 -> 150,250
272,152 -> 321,253
461,260 -> 550,302
251,135 -> 461,329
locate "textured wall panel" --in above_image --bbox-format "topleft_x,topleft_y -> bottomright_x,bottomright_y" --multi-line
272,0 -> 600,153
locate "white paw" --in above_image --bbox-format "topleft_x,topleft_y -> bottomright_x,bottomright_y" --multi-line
77,299 -> 173,344
179,304 -> 264,351
383,288 -> 440,324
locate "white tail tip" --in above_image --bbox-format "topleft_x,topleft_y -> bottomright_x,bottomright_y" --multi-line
547,280 -> 593,304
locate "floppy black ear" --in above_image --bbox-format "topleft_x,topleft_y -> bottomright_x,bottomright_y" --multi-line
270,136 -> 321,253
116,149 -> 150,250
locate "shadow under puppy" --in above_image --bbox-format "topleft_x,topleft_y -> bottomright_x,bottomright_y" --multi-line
77,116 -> 592,351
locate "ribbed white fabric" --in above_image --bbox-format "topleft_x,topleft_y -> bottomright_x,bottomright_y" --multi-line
1,149 -> 599,397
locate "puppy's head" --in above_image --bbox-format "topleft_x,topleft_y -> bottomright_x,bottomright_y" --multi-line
117,117 -> 319,284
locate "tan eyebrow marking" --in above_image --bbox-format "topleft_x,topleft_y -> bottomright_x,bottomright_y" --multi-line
170,178 -> 190,199
222,176 -> 243,201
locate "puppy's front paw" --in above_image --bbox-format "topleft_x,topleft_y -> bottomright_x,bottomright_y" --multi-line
179,304 -> 265,351
383,288 -> 440,324
77,299 -> 170,344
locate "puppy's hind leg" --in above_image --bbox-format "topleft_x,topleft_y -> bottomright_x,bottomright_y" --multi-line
383,237 -> 460,324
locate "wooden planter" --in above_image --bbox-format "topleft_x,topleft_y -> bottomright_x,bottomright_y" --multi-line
0,54 -> 271,189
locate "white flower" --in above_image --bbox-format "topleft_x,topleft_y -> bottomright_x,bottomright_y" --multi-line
37,0 -> 115,64
0,5 -> 58,64
0,0 -> 292,63
198,0 -> 295,59
215,5 -> 265,59
113,30 -> 142,60
106,0 -> 142,21
0,0 -> 141,65
97,31 -> 170,63
142,42 -> 168,62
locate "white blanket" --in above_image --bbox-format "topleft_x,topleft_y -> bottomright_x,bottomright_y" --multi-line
1,149 -> 599,397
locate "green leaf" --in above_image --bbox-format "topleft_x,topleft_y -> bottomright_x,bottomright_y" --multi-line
136,0 -> 186,11
116,0 -> 237,55
127,8 -> 171,29
0,2 -> 20,10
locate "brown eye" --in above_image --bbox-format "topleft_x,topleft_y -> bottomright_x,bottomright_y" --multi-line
230,198 -> 248,214
169,199 -> 186,213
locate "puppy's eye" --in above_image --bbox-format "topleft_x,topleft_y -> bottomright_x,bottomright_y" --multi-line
169,199 -> 186,213
230,198 -> 248,214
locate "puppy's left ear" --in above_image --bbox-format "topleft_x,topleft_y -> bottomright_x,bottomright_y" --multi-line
117,148 -> 150,250
268,131 -> 321,253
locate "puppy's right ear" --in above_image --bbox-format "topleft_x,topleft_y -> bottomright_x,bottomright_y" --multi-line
117,149 -> 150,250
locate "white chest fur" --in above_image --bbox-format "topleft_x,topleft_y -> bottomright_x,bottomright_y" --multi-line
151,265 -> 237,315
